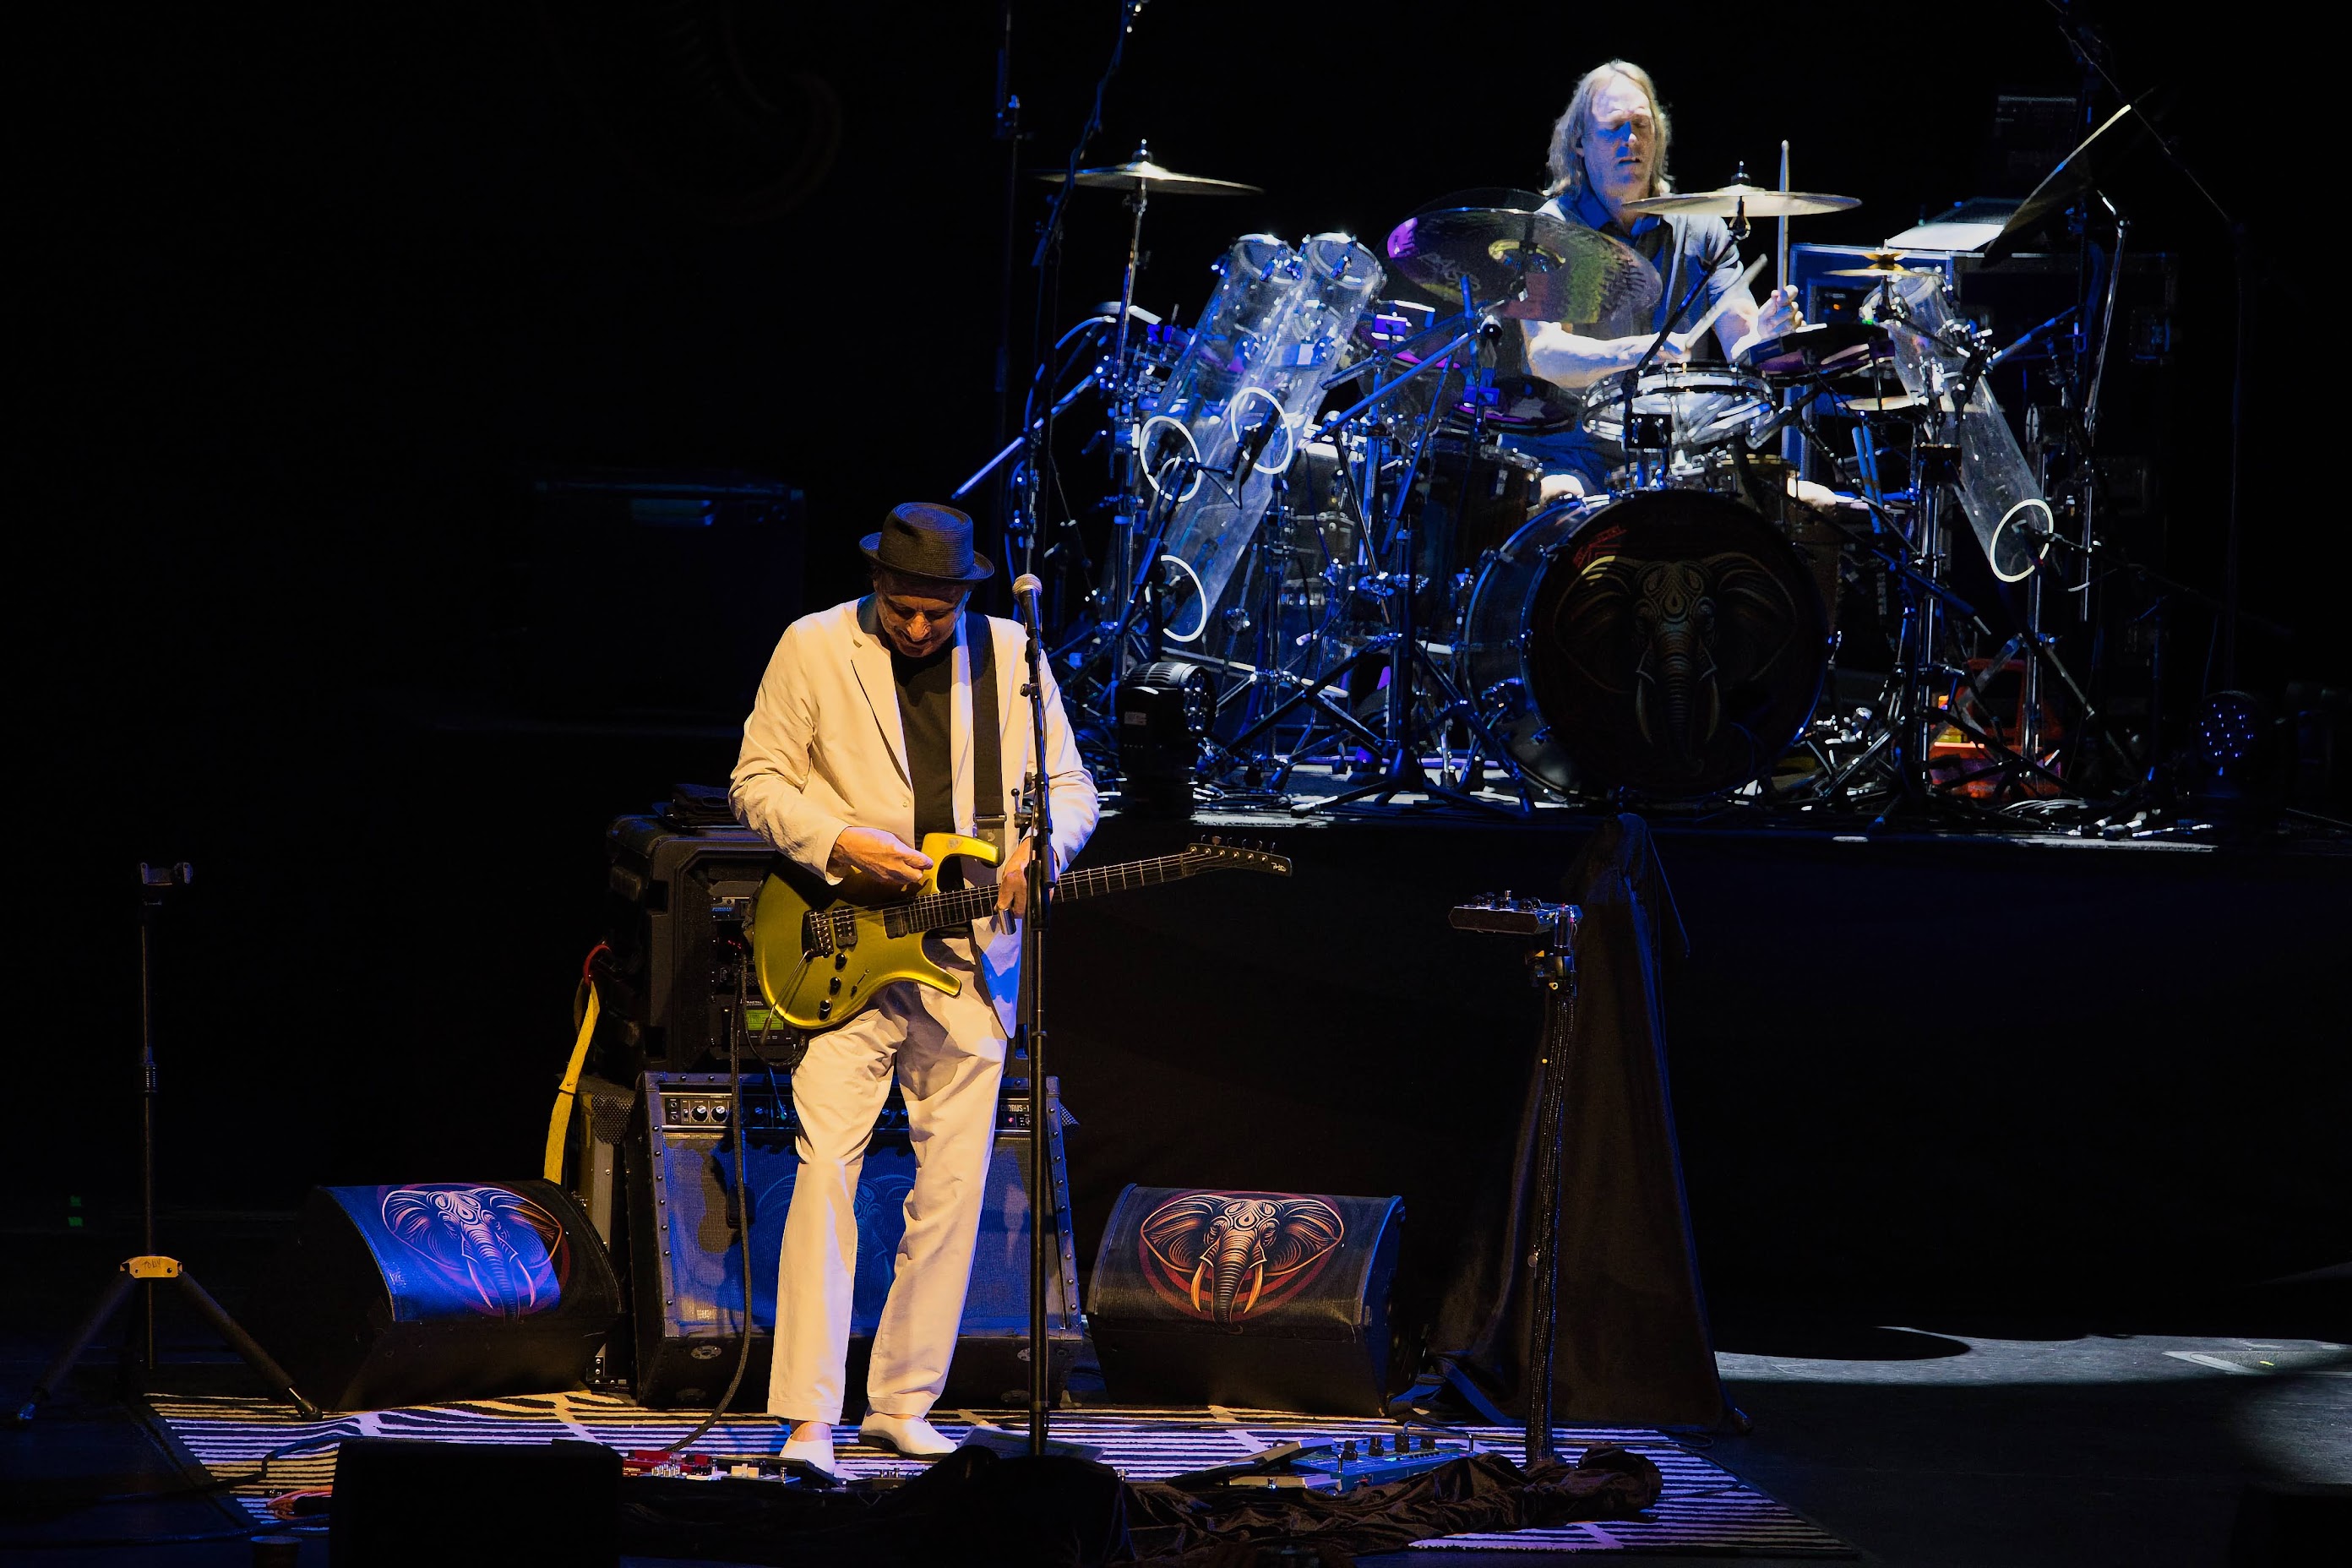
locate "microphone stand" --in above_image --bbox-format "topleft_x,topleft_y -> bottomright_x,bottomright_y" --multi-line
1010,574 -> 1058,1455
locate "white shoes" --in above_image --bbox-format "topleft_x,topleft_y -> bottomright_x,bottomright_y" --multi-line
778,1429 -> 843,1477
858,1411 -> 958,1456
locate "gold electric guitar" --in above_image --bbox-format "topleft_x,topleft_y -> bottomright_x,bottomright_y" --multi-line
750,835 -> 1291,1033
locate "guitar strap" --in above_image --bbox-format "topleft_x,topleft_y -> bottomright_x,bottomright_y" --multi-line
967,611 -> 1006,856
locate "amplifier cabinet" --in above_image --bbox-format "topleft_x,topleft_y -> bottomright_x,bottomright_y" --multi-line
1087,1185 -> 1405,1416
600,815 -> 778,1079
626,1071 -> 1082,1410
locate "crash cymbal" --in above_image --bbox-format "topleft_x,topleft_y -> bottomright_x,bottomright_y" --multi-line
1385,193 -> 1661,334
1621,182 -> 1859,220
1037,148 -> 1260,197
1825,249 -> 1936,279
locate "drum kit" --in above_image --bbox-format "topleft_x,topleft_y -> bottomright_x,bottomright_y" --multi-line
999,144 -> 2083,814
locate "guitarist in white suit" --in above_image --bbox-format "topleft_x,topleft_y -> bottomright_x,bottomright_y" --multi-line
730,503 -> 1098,1473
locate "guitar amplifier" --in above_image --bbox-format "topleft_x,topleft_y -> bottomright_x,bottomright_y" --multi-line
1087,1184 -> 1406,1416
626,1070 -> 1082,1410
599,814 -> 779,1080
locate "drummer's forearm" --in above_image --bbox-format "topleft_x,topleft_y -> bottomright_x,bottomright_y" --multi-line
1524,325 -> 1667,389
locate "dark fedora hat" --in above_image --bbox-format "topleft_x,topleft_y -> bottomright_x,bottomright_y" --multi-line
860,502 -> 994,585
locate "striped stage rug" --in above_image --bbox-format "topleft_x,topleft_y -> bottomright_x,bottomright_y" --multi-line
143,1391 -> 1851,1558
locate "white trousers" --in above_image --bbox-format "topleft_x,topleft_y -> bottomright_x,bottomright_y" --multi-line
766,958 -> 1006,1424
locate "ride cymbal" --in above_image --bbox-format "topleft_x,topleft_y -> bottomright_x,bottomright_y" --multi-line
1620,183 -> 1859,220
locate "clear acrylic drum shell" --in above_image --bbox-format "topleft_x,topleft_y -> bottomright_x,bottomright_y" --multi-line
1578,364 -> 1777,451
1143,233 -> 1385,656
1881,272 -> 2052,584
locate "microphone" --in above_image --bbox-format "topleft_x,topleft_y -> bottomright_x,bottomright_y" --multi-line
1230,403 -> 1282,482
1011,573 -> 1044,628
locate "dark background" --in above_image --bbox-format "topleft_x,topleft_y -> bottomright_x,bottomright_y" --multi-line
17,4 -> 2347,1310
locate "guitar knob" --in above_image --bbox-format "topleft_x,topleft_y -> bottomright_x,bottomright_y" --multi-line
829,977 -> 841,994
818,999 -> 832,1019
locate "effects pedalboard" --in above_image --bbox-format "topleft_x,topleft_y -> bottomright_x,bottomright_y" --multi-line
1188,1433 -> 1480,1494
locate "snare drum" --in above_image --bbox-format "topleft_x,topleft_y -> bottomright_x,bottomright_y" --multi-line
1580,364 -> 1777,455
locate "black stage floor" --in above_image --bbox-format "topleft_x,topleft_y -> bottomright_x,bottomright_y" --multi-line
3,1220 -> 2342,1565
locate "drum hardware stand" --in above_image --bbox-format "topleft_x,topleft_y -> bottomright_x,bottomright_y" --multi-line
1300,317 -> 1534,815
1615,238 -> 1736,490
13,864 -> 318,1424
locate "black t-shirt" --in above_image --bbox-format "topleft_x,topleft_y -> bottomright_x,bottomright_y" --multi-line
892,640 -> 959,888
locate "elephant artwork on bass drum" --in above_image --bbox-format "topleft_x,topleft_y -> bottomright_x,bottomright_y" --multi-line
1514,487 -> 1831,798
1138,1191 -> 1348,1326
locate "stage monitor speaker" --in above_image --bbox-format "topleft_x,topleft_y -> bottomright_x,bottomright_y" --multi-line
242,1180 -> 621,1413
328,1436 -> 618,1567
1087,1184 -> 1405,1416
628,1070 -> 1083,1410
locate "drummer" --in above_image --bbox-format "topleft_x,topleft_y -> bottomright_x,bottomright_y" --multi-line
1516,59 -> 1802,498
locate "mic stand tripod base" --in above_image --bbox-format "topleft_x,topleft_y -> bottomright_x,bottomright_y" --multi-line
14,1255 -> 319,1424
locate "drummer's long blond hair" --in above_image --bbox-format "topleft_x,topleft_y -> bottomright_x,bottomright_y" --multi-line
1544,61 -> 1674,201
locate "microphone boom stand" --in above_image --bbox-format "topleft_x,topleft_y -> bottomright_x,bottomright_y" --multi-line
13,864 -> 318,1424
1011,574 -> 1059,1455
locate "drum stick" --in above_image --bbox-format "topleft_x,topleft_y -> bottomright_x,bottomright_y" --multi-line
1776,140 -> 1790,302
1685,253 -> 1767,350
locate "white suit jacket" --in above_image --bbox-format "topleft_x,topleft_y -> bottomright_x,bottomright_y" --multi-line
730,597 -> 1100,1032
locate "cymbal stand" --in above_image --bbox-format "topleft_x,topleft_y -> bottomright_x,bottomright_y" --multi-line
1102,149 -> 1161,662
1200,437 -> 1396,789
1300,308 -> 1533,816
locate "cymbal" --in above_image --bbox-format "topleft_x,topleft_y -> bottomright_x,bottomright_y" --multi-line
1620,183 -> 1859,220
1385,193 -> 1660,334
1740,320 -> 1888,380
1984,98 -> 2152,264
1036,155 -> 1260,196
1825,250 -> 1936,279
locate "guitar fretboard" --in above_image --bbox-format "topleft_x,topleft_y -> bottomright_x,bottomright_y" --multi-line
878,852 -> 1200,939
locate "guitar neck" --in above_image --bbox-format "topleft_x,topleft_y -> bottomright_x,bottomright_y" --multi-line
881,852 -> 1200,938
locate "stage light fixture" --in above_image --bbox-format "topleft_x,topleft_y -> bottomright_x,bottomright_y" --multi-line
1117,660 -> 1210,816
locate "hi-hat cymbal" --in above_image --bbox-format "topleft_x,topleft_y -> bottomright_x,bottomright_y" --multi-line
1037,155 -> 1260,197
1621,183 -> 1859,220
1825,249 -> 1936,278
1384,192 -> 1660,334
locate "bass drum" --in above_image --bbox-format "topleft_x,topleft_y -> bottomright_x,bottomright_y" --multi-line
1458,488 -> 1829,798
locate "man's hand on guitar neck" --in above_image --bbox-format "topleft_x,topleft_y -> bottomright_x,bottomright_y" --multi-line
995,836 -> 1047,916
828,826 -> 934,890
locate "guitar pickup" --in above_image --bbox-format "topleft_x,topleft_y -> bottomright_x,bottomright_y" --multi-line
802,907 -> 857,956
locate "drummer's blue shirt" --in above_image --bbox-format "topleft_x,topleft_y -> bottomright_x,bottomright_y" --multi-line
1508,187 -> 1753,487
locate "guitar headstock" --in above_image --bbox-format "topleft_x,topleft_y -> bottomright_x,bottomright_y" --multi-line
1450,893 -> 1577,935
1181,836 -> 1293,877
